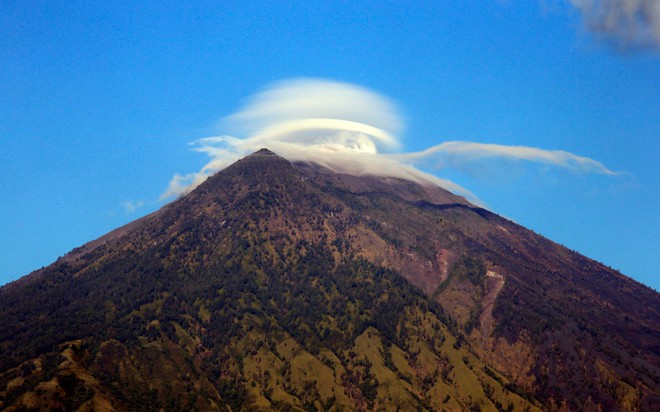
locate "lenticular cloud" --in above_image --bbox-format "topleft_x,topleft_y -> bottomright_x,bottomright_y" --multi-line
161,78 -> 621,202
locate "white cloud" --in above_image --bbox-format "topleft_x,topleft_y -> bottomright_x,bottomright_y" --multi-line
569,0 -> 660,49
123,200 -> 145,214
223,78 -> 403,140
161,78 -> 623,205
393,141 -> 622,175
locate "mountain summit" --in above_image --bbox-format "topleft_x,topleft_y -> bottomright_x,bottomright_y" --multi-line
1,149 -> 658,411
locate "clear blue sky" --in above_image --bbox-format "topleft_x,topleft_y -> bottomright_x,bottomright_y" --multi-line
1,1 -> 658,289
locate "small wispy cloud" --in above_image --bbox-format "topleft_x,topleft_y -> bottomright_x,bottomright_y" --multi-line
393,141 -> 623,176
568,0 -> 660,50
161,78 -> 624,204
123,200 -> 145,214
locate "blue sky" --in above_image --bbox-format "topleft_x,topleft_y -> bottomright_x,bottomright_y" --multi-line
1,1 -> 658,289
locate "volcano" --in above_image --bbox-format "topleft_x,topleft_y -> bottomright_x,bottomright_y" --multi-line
1,149 -> 658,411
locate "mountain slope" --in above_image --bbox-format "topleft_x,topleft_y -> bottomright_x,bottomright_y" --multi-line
1,149 -> 658,411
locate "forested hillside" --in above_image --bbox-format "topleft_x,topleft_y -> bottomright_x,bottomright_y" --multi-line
1,150 -> 657,411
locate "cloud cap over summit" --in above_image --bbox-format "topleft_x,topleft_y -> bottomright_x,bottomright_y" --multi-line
162,78 -> 623,204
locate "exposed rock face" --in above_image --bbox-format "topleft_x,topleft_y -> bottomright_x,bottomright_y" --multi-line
1,149 -> 658,411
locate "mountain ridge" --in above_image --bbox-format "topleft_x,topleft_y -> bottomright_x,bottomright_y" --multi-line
1,148 -> 658,411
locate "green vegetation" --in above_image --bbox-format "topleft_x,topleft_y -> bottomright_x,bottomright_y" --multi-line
0,232 -> 541,411
1,151 -> 657,411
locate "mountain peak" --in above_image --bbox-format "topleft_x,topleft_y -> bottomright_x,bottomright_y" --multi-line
247,147 -> 278,157
229,147 -> 290,168
1,150 -> 658,411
